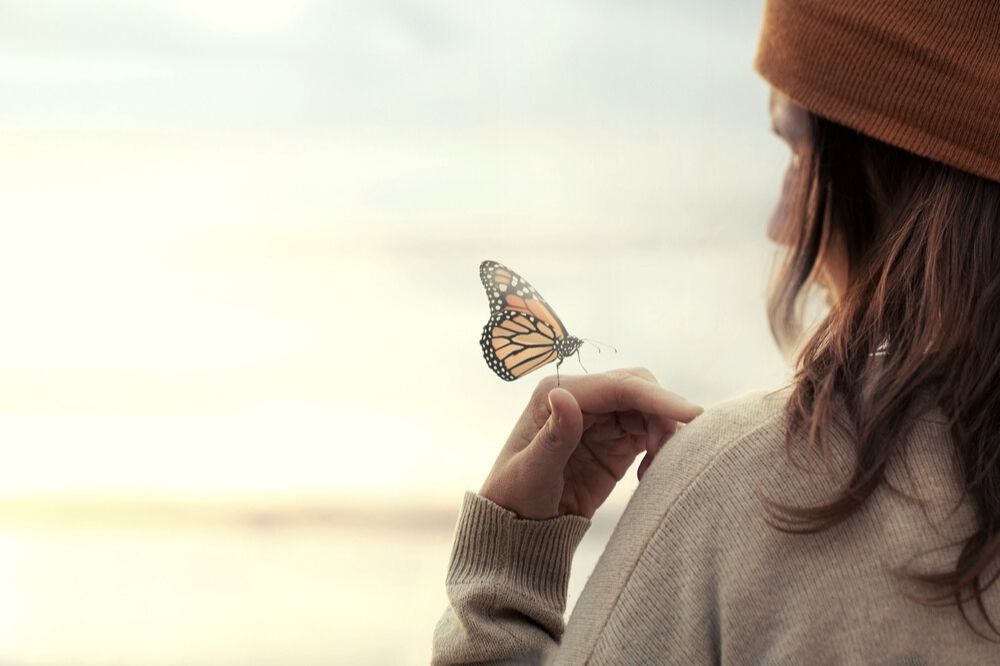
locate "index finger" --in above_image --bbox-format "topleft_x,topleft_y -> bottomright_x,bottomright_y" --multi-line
557,371 -> 703,426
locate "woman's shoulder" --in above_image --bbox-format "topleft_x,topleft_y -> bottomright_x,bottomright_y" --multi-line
644,384 -> 794,492
617,382 -> 825,542
682,384 -> 792,442
642,382 -> 958,517
603,385 -> 797,554
560,386 -> 799,656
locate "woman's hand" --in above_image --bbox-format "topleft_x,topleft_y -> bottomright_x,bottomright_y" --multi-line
479,368 -> 703,520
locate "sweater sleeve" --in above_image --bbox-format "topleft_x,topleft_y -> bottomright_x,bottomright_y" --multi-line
431,491 -> 591,665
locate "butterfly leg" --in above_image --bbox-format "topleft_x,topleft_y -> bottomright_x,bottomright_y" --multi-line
556,356 -> 563,387
576,349 -> 588,374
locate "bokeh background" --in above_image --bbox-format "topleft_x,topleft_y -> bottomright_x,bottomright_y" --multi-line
0,1 -> 794,663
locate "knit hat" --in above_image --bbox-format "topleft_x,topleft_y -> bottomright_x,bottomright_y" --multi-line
754,0 -> 1000,184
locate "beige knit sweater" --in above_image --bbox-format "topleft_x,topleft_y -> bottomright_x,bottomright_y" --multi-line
432,386 -> 1000,664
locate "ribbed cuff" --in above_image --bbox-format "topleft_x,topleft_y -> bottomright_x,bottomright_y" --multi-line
446,492 -> 591,608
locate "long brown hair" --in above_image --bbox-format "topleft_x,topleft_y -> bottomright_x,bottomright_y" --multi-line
764,111 -> 1000,639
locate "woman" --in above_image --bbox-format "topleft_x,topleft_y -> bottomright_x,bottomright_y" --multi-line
433,0 -> 1000,662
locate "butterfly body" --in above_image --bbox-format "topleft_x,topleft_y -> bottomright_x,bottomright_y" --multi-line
478,260 -> 584,382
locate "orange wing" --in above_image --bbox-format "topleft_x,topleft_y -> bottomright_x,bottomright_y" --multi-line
479,260 -> 568,339
480,309 -> 560,381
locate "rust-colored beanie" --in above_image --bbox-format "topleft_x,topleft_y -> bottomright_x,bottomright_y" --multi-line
754,0 -> 1000,184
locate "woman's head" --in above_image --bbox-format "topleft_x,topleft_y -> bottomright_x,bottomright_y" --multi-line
755,1 -> 1000,639
764,79 -> 1000,374
761,87 -> 1000,639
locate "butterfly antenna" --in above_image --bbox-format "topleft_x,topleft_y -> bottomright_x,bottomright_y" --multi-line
582,338 -> 618,354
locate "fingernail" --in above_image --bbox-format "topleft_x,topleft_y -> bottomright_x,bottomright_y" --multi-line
547,392 -> 561,427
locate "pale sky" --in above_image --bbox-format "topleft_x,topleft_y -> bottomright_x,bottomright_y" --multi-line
0,0 -> 791,501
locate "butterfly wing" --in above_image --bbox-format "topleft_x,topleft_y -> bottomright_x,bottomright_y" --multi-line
480,309 -> 561,381
479,260 -> 569,339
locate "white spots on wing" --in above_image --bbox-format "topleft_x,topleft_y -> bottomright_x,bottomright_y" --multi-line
480,262 -> 568,382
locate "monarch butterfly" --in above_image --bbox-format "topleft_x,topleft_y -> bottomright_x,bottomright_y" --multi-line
479,260 -> 592,384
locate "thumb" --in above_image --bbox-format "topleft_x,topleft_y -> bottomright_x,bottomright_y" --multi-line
528,388 -> 584,468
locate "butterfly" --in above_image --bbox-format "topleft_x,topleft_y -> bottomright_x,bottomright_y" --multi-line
479,260 -> 590,384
